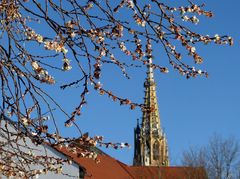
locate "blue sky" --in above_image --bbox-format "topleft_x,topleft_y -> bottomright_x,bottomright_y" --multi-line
89,1 -> 240,165
21,1 -> 240,165
65,1 -> 240,165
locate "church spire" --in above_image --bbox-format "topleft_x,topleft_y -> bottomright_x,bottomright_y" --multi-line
133,119 -> 141,166
133,58 -> 169,166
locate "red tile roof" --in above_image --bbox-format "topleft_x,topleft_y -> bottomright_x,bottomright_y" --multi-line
53,145 -> 207,179
129,166 -> 207,179
54,146 -> 132,179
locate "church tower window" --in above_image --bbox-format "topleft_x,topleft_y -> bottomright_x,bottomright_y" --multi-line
153,141 -> 160,160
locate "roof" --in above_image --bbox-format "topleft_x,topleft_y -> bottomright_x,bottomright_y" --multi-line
53,145 -> 133,179
1,115 -> 207,179
53,145 -> 207,179
129,166 -> 207,179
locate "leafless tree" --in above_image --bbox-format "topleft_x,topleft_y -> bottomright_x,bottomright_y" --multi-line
181,134 -> 240,179
0,0 -> 233,178
182,147 -> 208,168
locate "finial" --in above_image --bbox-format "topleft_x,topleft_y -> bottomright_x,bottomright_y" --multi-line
147,57 -> 154,82
137,118 -> 140,127
136,118 -> 141,130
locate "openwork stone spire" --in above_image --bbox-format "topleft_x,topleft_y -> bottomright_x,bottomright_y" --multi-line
133,58 -> 169,166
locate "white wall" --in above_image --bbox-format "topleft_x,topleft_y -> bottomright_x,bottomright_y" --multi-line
0,117 -> 80,179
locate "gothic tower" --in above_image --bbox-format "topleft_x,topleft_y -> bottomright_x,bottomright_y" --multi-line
133,58 -> 169,166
